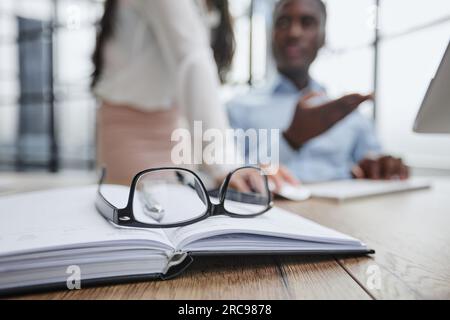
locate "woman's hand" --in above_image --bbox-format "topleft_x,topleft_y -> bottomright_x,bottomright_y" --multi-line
216,165 -> 300,194
266,165 -> 301,193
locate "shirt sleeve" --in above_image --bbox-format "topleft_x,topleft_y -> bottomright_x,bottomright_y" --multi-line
352,114 -> 383,163
227,98 -> 299,166
278,134 -> 300,164
226,100 -> 251,162
137,0 -> 239,177
227,100 -> 247,131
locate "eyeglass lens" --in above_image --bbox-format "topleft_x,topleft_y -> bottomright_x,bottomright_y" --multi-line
132,170 -> 208,226
224,167 -> 270,215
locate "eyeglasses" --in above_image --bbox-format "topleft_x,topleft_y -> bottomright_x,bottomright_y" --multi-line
96,166 -> 274,229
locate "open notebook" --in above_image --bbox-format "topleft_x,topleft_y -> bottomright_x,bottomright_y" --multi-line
0,186 -> 372,295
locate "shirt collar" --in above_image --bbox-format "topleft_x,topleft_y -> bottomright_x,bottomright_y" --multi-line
271,73 -> 325,95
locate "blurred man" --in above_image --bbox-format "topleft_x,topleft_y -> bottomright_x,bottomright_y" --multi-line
227,0 -> 408,183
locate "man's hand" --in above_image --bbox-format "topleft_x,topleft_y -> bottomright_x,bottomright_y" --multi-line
352,156 -> 410,180
283,92 -> 373,150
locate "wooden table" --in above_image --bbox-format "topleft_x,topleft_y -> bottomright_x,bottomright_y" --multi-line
2,174 -> 450,300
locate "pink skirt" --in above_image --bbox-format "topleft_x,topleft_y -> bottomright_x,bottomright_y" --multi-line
97,102 -> 181,185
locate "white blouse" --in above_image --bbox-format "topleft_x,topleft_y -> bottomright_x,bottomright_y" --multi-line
94,0 -> 230,134
94,0 -> 238,177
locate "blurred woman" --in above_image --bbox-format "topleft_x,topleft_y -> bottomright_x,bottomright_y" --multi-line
92,0 -> 298,189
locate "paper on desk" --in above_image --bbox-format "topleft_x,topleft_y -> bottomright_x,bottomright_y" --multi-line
306,179 -> 431,201
0,186 -> 173,257
168,203 -> 363,251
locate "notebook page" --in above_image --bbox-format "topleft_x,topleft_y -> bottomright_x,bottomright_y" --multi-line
169,206 -> 363,251
0,186 -> 173,257
185,234 -> 366,253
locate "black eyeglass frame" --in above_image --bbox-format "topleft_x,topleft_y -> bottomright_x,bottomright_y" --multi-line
96,166 -> 274,229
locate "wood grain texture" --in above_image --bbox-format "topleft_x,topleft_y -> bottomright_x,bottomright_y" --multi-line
277,178 -> 450,300
274,256 -> 371,300
12,256 -> 371,300
336,257 -> 421,300
15,257 -> 287,300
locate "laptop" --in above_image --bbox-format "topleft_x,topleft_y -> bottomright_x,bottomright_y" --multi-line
414,41 -> 450,134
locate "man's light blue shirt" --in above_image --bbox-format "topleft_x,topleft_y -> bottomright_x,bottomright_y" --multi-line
227,75 -> 381,183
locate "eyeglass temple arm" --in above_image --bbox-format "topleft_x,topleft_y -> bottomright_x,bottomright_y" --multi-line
175,171 -> 208,205
175,170 -> 270,206
95,167 -> 119,223
221,188 -> 269,205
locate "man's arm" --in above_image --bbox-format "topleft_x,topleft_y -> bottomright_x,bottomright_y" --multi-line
283,93 -> 374,150
351,114 -> 382,163
226,100 -> 300,190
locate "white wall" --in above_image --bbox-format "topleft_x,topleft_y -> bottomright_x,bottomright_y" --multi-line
378,0 -> 450,169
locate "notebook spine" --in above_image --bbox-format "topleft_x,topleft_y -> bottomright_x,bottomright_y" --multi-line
160,252 -> 194,280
